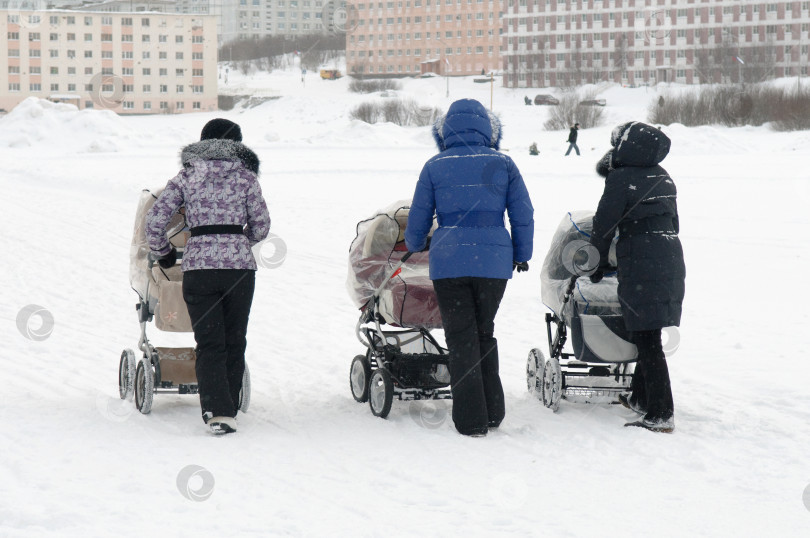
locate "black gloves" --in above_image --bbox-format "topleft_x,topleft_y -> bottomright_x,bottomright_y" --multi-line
589,269 -> 604,284
513,261 -> 529,273
158,246 -> 177,269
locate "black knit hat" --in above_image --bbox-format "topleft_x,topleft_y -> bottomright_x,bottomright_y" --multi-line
200,118 -> 242,142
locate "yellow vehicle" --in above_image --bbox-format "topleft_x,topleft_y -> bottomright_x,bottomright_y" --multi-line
320,69 -> 343,80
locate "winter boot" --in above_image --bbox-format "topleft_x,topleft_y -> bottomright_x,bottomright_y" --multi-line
618,393 -> 645,415
624,415 -> 674,433
208,416 -> 237,435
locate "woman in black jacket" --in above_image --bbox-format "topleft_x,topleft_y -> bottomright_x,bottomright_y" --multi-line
588,122 -> 685,433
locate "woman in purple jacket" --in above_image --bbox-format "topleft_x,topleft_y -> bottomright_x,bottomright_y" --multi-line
147,119 -> 270,434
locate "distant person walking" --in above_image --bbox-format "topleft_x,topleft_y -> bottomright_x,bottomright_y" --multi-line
565,123 -> 580,156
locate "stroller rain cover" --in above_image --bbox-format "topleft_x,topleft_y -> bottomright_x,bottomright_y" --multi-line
346,201 -> 442,329
541,211 -> 622,321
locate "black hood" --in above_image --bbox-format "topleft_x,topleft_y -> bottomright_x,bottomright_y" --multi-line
180,139 -> 260,174
610,121 -> 670,168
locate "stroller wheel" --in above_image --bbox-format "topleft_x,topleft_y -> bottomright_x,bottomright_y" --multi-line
526,348 -> 545,399
119,349 -> 136,401
541,356 -> 563,412
237,363 -> 251,413
350,355 -> 372,403
134,358 -> 155,414
368,368 -> 394,418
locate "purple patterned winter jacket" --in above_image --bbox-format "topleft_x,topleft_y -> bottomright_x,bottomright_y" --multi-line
146,139 -> 271,271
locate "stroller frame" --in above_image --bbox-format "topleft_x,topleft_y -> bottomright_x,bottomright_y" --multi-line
527,276 -> 634,411
119,205 -> 250,415
351,253 -> 451,419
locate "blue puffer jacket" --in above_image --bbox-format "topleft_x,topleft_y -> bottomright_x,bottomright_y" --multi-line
405,99 -> 534,280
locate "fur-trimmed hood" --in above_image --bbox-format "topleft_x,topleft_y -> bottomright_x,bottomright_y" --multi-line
596,121 -> 670,177
431,99 -> 502,151
181,139 -> 260,174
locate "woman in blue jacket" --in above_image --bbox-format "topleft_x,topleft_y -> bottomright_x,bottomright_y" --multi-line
405,99 -> 534,437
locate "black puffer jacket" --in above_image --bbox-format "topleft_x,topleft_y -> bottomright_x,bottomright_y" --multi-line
590,122 -> 685,331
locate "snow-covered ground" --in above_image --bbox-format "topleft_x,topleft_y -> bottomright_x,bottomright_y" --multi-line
2,65 -> 810,537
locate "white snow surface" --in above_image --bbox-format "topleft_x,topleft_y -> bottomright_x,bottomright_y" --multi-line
2,67 -> 810,537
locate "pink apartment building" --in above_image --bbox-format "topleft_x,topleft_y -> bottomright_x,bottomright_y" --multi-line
1,9 -> 218,114
345,0 -> 502,77
501,0 -> 810,88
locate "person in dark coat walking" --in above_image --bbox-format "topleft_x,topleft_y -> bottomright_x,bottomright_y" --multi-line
588,121 -> 685,433
147,118 -> 271,434
405,99 -> 534,437
565,123 -> 580,156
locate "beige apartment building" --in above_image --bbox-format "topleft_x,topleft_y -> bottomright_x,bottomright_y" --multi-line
345,0 -> 501,77
0,9 -> 218,114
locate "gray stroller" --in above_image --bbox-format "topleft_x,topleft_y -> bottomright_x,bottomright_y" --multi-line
527,211 -> 636,411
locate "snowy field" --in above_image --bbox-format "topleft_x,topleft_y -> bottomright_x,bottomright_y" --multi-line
2,65 -> 810,537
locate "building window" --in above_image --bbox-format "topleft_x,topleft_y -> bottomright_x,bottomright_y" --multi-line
193,101 -> 201,110
123,102 -> 134,110
30,83 -> 42,92
144,101 -> 152,110
9,83 -> 21,92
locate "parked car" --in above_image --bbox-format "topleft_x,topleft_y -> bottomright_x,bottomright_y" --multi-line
579,98 -> 607,106
534,94 -> 560,105
320,69 -> 343,80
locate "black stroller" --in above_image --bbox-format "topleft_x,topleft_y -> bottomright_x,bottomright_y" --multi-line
347,202 -> 450,418
527,211 -> 636,411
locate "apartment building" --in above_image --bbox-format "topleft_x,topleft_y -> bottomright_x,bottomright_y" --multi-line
172,0 -> 335,43
0,9 -> 218,114
345,0 -> 501,77
501,0 -> 810,88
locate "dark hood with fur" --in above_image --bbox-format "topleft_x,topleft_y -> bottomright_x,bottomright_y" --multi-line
596,122 -> 670,177
181,139 -> 260,174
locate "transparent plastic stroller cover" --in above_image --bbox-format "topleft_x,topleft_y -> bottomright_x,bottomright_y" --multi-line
346,201 -> 442,329
129,188 -> 188,310
540,211 -> 622,321
542,211 -> 636,362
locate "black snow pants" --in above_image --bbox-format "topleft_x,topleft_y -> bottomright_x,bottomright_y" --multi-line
630,329 -> 674,421
433,277 -> 508,435
182,269 -> 255,422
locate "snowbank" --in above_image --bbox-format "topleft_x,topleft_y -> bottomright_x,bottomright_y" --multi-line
0,97 -> 140,151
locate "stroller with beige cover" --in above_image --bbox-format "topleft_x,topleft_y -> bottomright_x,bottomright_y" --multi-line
347,201 -> 450,418
119,188 -> 251,414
